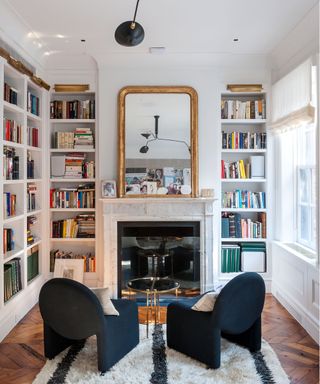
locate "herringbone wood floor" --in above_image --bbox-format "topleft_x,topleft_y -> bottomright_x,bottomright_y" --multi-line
0,295 -> 318,384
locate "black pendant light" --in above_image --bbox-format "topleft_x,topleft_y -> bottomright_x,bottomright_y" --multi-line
115,0 -> 144,47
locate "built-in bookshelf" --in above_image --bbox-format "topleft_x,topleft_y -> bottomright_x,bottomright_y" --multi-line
220,90 -> 269,280
48,91 -> 97,284
0,58 -> 46,322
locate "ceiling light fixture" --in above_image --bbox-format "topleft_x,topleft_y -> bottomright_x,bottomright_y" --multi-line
115,0 -> 144,47
139,115 -> 190,154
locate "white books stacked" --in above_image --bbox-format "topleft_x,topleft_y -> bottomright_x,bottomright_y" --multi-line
74,128 -> 94,149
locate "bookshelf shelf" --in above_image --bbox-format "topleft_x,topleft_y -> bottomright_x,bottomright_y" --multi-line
26,239 -> 42,251
3,100 -> 24,114
1,57 -> 46,326
49,238 -> 95,243
50,119 -> 95,123
48,89 -> 98,288
221,208 -> 267,213
50,149 -> 95,153
3,214 -> 24,223
221,149 -> 267,153
220,87 -> 269,279
220,119 -> 267,124
50,178 -> 95,183
221,179 -> 267,183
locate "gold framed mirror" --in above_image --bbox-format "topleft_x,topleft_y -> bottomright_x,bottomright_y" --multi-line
118,86 -> 198,198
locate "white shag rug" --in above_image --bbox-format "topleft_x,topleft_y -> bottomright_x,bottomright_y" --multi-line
33,324 -> 290,384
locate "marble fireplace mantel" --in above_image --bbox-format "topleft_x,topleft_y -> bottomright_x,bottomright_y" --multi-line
101,197 -> 217,298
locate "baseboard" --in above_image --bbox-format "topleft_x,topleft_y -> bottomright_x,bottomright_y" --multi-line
0,275 -> 45,342
273,281 -> 319,344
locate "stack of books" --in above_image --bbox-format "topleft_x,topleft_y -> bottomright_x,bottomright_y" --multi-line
3,192 -> 16,218
221,243 -> 241,273
4,83 -> 18,105
240,242 -> 266,272
50,250 -> 96,273
76,214 -> 95,238
222,131 -> 267,149
4,258 -> 22,302
74,127 -> 94,149
222,190 -> 266,209
27,215 -> 37,245
27,245 -> 39,282
50,184 -> 95,209
53,132 -> 74,149
3,228 -> 14,253
50,99 -> 95,119
3,118 -> 23,143
27,183 -> 37,211
27,91 -> 40,116
221,98 -> 266,119
65,153 -> 85,178
3,147 -> 19,180
221,212 -> 266,239
27,126 -> 39,147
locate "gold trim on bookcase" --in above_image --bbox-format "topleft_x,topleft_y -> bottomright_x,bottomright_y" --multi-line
0,45 -> 50,90
118,85 -> 199,198
226,84 -> 263,92
54,84 -> 90,92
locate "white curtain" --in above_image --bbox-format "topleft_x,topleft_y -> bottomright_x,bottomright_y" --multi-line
270,58 -> 315,132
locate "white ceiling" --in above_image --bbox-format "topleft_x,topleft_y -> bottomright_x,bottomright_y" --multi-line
3,0 -> 318,58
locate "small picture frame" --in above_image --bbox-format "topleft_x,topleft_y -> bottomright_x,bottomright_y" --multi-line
53,259 -> 84,283
101,180 -> 117,198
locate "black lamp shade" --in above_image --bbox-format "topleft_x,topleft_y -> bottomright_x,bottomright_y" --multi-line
139,145 -> 149,153
115,21 -> 145,47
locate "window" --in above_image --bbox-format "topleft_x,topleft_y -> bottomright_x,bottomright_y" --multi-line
296,124 -> 316,250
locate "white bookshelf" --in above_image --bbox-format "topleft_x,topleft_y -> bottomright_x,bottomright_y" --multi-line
0,57 -> 47,339
219,89 -> 270,282
48,91 -> 98,285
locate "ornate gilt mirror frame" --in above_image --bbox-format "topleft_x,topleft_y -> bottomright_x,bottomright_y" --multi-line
118,86 -> 198,198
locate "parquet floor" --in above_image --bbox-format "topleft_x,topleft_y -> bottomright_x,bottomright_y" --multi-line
0,294 -> 318,384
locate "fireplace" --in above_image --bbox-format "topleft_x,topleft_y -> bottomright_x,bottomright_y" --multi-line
118,221 -> 200,301
101,197 -> 216,298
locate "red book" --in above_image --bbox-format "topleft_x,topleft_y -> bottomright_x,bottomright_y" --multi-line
221,160 -> 225,178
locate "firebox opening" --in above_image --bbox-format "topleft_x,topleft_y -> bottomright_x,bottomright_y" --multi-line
118,221 -> 200,304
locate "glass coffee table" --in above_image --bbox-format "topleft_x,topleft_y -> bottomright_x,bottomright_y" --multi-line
127,277 -> 180,337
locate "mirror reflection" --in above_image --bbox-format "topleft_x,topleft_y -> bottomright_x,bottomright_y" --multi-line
125,93 -> 191,196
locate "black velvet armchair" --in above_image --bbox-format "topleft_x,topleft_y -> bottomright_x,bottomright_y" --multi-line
167,272 -> 265,369
39,278 -> 139,374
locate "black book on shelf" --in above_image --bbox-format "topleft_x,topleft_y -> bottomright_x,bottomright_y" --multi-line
13,156 -> 19,179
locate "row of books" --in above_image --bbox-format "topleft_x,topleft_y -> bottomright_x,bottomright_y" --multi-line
50,100 -> 95,119
4,258 -> 22,302
3,192 -> 16,218
221,99 -> 266,120
27,91 -> 40,116
27,127 -> 39,147
221,159 -> 250,179
27,183 -> 37,212
222,190 -> 266,209
27,245 -> 39,282
51,214 -> 95,238
51,153 -> 95,179
3,118 -> 23,143
50,250 -> 96,273
4,82 -> 18,105
221,242 -> 266,273
221,212 -> 266,238
222,131 -> 266,149
50,185 -> 95,209
53,127 -> 94,149
3,228 -> 14,254
3,147 -> 19,180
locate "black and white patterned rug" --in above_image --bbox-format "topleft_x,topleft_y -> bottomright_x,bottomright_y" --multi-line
33,324 -> 290,384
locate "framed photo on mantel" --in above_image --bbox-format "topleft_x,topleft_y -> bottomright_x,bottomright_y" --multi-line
101,180 -> 117,198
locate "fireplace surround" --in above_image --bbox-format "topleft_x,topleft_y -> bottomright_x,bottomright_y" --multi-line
101,198 -> 216,298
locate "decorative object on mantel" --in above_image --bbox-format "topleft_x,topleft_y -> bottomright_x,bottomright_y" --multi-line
33,324 -> 290,384
101,180 -> 117,198
201,188 -> 215,198
54,84 -> 90,92
0,46 -> 50,90
226,84 -> 263,92
115,0 -> 144,47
